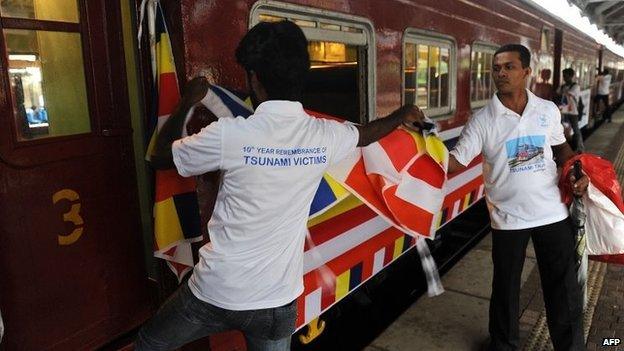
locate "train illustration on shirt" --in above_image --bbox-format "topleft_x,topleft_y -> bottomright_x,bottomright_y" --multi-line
507,136 -> 546,171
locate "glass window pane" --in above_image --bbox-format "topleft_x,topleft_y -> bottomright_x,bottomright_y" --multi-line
319,23 -> 340,31
258,14 -> 285,23
303,41 -> 363,124
476,52 -> 483,100
428,46 -> 440,108
478,52 -> 486,100
294,19 -> 316,28
1,0 -> 79,23
308,41 -> 356,65
471,51 -> 478,101
417,45 -> 429,108
440,47 -> 449,107
484,53 -> 492,98
404,43 -> 416,104
6,29 -> 90,140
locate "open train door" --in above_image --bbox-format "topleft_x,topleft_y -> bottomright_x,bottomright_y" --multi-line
0,1 -> 152,349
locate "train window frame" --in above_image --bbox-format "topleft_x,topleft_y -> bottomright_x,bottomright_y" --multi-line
249,0 -> 376,122
0,1 -> 96,144
469,42 -> 498,110
0,1 -> 130,168
402,28 -> 457,118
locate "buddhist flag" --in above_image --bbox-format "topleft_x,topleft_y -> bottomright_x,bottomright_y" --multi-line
146,1 -> 202,281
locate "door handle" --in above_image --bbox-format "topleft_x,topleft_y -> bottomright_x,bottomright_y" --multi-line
101,128 -> 133,137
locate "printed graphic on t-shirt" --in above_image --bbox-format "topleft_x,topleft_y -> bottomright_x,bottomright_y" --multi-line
506,135 -> 545,173
241,145 -> 328,167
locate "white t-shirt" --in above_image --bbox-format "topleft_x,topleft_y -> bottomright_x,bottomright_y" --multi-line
557,82 -> 581,116
597,74 -> 612,95
450,90 -> 569,230
172,100 -> 359,310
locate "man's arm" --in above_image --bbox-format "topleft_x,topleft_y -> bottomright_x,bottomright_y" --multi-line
150,77 -> 210,170
552,142 -> 576,168
356,105 -> 425,147
447,155 -> 467,175
552,142 -> 589,196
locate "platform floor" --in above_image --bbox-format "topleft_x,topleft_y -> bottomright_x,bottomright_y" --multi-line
365,107 -> 624,351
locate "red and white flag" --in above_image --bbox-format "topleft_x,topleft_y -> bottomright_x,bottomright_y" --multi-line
327,126 -> 448,238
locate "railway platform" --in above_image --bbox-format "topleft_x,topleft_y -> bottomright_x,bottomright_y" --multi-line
365,106 -> 624,351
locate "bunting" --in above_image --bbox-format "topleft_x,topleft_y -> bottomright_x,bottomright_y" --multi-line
145,1 -> 202,281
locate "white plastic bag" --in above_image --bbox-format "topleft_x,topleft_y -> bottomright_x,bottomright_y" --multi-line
585,182 -> 624,255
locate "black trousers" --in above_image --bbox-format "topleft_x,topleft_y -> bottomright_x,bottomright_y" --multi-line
562,114 -> 584,152
594,94 -> 610,120
489,218 -> 584,351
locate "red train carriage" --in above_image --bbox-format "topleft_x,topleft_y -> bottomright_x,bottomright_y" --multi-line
0,1 -> 623,350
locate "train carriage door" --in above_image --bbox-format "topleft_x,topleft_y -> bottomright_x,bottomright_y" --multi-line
0,0 -> 151,350
251,2 -> 375,124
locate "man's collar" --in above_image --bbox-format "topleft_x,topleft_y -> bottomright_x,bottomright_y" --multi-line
254,100 -> 304,117
489,89 -> 536,117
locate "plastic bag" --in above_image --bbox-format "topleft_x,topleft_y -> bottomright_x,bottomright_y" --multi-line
560,154 -> 624,264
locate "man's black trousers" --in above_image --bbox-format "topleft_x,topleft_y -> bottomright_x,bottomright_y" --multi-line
489,217 -> 584,351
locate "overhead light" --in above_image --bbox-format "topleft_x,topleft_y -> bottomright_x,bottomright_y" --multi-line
9,54 -> 37,62
527,0 -> 624,58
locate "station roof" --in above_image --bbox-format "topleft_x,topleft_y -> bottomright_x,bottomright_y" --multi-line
569,0 -> 624,45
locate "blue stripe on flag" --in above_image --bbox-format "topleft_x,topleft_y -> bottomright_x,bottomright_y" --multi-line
210,85 -> 253,118
155,3 -> 166,37
173,192 -> 202,239
309,177 -> 338,216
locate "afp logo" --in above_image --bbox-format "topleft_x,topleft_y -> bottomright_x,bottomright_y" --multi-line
603,338 -> 621,346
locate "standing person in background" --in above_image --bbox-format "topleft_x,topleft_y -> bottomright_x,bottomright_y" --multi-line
534,69 -> 555,101
595,68 -> 612,122
446,44 -> 588,351
558,68 -> 584,152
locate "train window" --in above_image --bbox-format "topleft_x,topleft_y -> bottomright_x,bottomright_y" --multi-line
469,43 -> 498,109
616,69 -> 624,83
250,2 -> 375,123
1,1 -> 91,141
579,61 -> 594,89
0,0 -> 79,22
580,62 -> 588,89
403,30 -> 456,117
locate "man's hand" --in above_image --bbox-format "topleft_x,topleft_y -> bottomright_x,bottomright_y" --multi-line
357,104 -> 426,147
181,76 -> 210,107
397,104 -> 426,130
569,172 -> 589,197
150,76 -> 210,170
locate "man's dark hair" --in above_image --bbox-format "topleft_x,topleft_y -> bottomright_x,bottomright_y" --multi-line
236,20 -> 310,101
562,68 -> 575,77
494,44 -> 531,68
603,68 -> 610,75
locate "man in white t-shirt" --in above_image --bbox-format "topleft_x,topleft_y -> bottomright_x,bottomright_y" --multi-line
448,44 -> 589,351
557,68 -> 584,152
595,68 -> 612,122
136,20 -> 424,351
